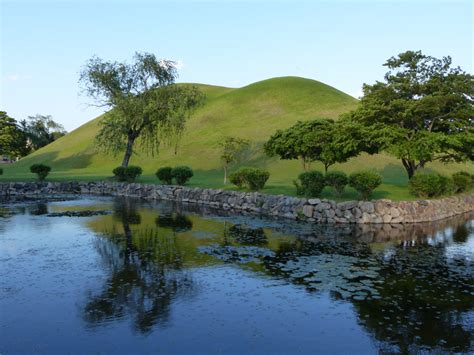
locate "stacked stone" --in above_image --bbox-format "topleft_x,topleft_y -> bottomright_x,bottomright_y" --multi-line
0,182 -> 472,224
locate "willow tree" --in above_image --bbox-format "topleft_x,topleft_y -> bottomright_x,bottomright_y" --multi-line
80,52 -> 202,167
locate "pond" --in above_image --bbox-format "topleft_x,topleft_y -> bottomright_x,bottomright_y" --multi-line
0,196 -> 473,354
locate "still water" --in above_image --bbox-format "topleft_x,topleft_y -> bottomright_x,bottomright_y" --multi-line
0,196 -> 473,354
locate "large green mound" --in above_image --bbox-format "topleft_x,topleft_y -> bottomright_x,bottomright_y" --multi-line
3,76 -> 473,199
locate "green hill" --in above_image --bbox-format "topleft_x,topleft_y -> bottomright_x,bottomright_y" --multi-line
2,76 -> 473,200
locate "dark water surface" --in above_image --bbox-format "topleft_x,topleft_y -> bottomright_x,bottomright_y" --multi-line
0,196 -> 473,354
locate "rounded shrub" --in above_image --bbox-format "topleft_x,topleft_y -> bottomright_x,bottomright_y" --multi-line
171,166 -> 194,185
296,171 -> 325,197
112,166 -> 143,182
229,167 -> 270,191
452,171 -> 472,193
244,168 -> 270,191
408,172 -> 453,198
156,167 -> 173,184
349,170 -> 382,200
325,171 -> 348,196
229,169 -> 247,188
30,164 -> 51,181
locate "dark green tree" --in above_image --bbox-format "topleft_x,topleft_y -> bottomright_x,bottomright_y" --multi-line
218,136 -> 250,184
79,52 -> 202,167
0,111 -> 29,159
264,119 -> 360,172
344,50 -> 474,179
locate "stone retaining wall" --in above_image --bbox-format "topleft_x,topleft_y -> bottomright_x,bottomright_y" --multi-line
0,182 -> 472,224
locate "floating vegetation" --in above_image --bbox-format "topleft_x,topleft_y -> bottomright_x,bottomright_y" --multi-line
198,244 -> 275,263
47,210 -> 111,217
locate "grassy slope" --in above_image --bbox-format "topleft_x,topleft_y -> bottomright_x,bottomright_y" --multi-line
2,76 -> 473,200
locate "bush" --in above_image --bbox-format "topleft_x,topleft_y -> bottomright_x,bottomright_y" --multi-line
30,164 -> 51,181
112,166 -> 143,182
0,168 -> 3,175
349,170 -> 382,200
296,171 -> 325,197
156,167 -> 173,184
325,171 -> 348,196
408,172 -> 453,198
229,169 -> 248,188
244,168 -> 270,191
171,166 -> 194,185
452,171 -> 472,193
229,167 -> 270,191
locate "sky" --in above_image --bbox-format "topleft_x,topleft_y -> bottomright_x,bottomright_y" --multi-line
1,0 -> 473,131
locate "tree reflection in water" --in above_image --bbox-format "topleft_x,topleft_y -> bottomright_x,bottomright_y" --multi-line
84,198 -> 197,333
200,211 -> 474,353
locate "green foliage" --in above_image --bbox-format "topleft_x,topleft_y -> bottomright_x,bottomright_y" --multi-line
452,171 -> 472,193
264,119 -> 359,172
80,52 -> 203,167
112,166 -> 143,182
0,111 -> 29,158
171,166 -> 194,185
325,171 -> 348,196
21,114 -> 66,151
296,171 -> 326,197
218,136 -> 250,184
344,50 -> 474,179
30,164 -> 51,181
155,167 -> 173,184
229,167 -> 270,191
349,170 -> 382,200
229,169 -> 247,188
408,172 -> 453,198
0,168 -> 3,175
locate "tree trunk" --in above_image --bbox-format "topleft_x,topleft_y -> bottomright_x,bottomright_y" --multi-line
324,163 -> 329,174
121,134 -> 136,167
224,165 -> 228,185
401,158 -> 416,179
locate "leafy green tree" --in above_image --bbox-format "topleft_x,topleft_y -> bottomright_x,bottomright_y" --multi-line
264,119 -> 360,172
0,111 -> 29,159
344,50 -> 474,179
218,136 -> 250,184
79,52 -> 202,167
21,114 -> 66,150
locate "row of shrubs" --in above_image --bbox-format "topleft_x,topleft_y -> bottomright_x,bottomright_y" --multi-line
294,170 -> 382,199
408,171 -> 473,198
112,165 -> 195,185
7,164 -> 474,201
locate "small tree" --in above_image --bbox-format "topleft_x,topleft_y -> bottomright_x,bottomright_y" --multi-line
344,50 -> 474,179
264,119 -> 359,172
80,52 -> 202,167
218,136 -> 249,184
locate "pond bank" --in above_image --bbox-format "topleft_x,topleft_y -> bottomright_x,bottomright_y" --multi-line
0,181 -> 472,224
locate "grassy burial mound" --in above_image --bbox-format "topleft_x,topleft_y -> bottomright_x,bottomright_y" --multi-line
2,76 -> 473,200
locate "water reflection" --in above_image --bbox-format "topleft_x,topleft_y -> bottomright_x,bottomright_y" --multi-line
84,198 -> 196,333
1,197 -> 472,353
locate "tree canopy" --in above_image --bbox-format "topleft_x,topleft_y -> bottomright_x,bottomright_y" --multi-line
0,111 -> 29,159
344,50 -> 474,178
80,52 -> 203,167
21,114 -> 67,151
264,119 -> 360,172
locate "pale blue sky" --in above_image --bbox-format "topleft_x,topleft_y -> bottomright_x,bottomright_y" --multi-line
1,0 -> 473,131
